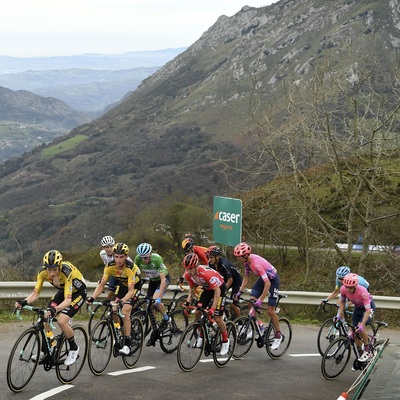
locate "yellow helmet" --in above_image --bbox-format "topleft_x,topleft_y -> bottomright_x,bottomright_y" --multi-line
43,250 -> 63,269
113,242 -> 129,255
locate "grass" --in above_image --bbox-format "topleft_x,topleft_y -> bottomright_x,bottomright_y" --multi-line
41,134 -> 88,158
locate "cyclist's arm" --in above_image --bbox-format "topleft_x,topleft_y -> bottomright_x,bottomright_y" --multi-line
238,274 -> 249,293
155,271 -> 167,299
91,277 -> 107,300
325,287 -> 340,302
259,275 -> 271,303
211,285 -> 221,310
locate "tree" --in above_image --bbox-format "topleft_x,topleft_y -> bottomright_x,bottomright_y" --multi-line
219,38 -> 400,280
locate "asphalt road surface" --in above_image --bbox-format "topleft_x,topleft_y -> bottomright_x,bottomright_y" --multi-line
1,321 -> 398,400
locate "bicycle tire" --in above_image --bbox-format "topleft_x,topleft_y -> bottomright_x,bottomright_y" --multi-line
177,322 -> 204,372
213,320 -> 237,367
317,318 -> 342,356
88,320 -> 113,375
56,325 -> 88,384
132,309 -> 151,337
88,303 -> 109,336
160,309 -> 188,354
122,316 -> 144,368
7,327 -> 41,393
321,337 -> 351,380
265,317 -> 292,359
232,316 -> 255,359
168,294 -> 187,313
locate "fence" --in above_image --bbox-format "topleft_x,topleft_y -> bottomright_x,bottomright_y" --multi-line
1,282 -> 400,310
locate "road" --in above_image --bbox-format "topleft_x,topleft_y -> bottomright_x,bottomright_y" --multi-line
1,321 -> 398,400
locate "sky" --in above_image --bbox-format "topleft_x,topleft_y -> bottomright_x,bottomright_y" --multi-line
1,0 -> 276,58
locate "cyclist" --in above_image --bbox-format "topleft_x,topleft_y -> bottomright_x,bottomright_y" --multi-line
99,235 -> 134,299
336,273 -> 376,362
322,266 -> 370,304
100,235 -> 116,265
134,242 -> 171,347
233,242 -> 282,350
207,245 -> 243,318
182,252 -> 230,356
15,250 -> 87,366
181,237 -> 208,265
87,243 -> 142,355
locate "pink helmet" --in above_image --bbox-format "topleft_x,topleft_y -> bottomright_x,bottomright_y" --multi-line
343,273 -> 359,287
234,242 -> 251,257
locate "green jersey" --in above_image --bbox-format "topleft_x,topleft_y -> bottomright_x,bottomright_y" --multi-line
134,253 -> 168,281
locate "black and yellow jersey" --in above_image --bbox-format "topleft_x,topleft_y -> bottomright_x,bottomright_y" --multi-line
34,261 -> 86,299
101,261 -> 141,289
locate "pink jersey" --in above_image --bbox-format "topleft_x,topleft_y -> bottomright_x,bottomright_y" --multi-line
340,285 -> 373,309
244,254 -> 277,282
184,265 -> 224,290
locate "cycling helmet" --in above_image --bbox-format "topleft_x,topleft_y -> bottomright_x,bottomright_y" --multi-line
101,235 -> 115,247
343,273 -> 359,287
43,250 -> 63,269
182,237 -> 194,251
234,242 -> 251,257
336,266 -> 351,278
182,253 -> 199,269
113,242 -> 129,255
208,245 -> 222,256
136,242 -> 152,257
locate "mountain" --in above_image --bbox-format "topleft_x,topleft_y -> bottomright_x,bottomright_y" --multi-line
0,86 -> 90,160
0,0 -> 398,259
0,67 -> 160,114
0,48 -> 187,72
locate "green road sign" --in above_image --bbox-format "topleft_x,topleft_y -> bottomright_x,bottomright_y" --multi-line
213,196 -> 242,247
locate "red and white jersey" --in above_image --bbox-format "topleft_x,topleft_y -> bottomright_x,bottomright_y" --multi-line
184,265 -> 224,290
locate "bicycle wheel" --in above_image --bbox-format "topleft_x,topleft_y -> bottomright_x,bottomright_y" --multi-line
321,337 -> 351,380
88,320 -> 113,375
132,309 -> 151,337
232,316 -> 255,359
317,318 -> 342,356
169,294 -> 187,313
56,325 -> 88,384
7,327 -> 41,393
265,317 -> 292,359
213,320 -> 237,367
160,309 -> 188,354
177,322 -> 204,372
122,316 -> 144,368
88,303 -> 109,335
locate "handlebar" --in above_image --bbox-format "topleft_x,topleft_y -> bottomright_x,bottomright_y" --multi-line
13,305 -> 57,329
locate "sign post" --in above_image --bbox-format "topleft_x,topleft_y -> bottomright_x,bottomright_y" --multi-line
213,196 -> 242,247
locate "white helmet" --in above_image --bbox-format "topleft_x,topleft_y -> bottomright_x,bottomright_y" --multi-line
101,235 -> 115,247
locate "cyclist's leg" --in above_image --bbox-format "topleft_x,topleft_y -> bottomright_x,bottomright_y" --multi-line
58,290 -> 86,365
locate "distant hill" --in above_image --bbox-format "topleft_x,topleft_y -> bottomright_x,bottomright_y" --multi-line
0,86 -> 90,160
0,0 -> 398,260
0,48 -> 187,72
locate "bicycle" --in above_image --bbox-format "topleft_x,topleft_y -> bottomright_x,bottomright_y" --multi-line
87,283 -> 148,335
321,318 -> 388,379
7,305 -> 88,393
132,287 -> 189,353
317,301 -> 375,356
233,294 -> 292,360
177,304 -> 237,372
87,299 -> 144,375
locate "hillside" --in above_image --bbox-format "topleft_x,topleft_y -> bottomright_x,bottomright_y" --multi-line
0,0 -> 399,262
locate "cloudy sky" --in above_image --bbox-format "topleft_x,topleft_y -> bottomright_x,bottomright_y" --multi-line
1,0 -> 276,57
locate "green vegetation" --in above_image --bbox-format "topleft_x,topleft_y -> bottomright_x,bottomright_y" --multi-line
41,134 -> 88,158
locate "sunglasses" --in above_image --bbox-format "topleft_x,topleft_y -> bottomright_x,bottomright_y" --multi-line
141,256 -> 150,260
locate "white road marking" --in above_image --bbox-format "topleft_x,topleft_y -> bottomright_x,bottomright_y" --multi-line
289,353 -> 321,357
29,385 -> 74,400
107,366 -> 156,376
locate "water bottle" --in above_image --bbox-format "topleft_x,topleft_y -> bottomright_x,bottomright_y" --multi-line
46,330 -> 56,347
114,321 -> 121,336
257,320 -> 264,333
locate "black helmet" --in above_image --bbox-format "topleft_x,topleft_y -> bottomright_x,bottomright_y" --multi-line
43,250 -> 63,269
208,246 -> 222,256
113,243 -> 129,255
